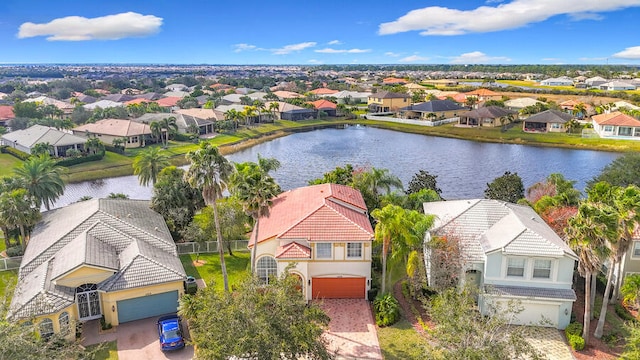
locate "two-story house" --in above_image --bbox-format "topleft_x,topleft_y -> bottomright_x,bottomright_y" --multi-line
250,183 -> 374,300
423,199 -> 578,329
367,91 -> 411,113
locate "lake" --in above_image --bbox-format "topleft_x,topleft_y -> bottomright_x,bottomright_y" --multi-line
53,126 -> 621,208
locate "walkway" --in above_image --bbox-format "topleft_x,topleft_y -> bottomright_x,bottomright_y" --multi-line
524,327 -> 575,360
318,299 -> 383,360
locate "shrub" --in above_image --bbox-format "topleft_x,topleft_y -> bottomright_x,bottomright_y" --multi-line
56,151 -> 104,167
401,280 -> 410,300
373,293 -> 401,327
568,334 -> 585,351
6,245 -> 24,257
100,315 -> 112,330
615,303 -> 637,322
565,322 -> 583,338
2,146 -> 30,160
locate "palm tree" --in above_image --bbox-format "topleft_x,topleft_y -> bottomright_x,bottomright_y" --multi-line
230,161 -> 281,273
31,142 -> 52,157
133,147 -> 170,187
150,122 -> 163,145
565,202 -> 617,345
242,106 -> 257,126
14,155 -> 66,211
160,117 -> 178,146
574,103 -> 587,120
224,109 -> 241,131
268,102 -> 280,122
0,188 -> 40,249
85,137 -> 104,155
185,142 -> 235,292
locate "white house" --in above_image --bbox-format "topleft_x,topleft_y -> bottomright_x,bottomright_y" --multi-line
592,111 -> 640,140
1,124 -> 87,157
599,81 -> 637,91
423,199 -> 578,329
251,183 -> 374,300
540,77 -> 574,87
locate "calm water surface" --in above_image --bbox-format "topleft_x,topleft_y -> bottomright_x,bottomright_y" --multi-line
53,126 -> 621,208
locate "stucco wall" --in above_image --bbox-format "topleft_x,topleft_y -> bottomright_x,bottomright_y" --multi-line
55,265 -> 115,288
31,304 -> 78,341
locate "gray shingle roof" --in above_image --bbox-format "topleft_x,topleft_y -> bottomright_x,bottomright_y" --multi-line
523,110 -> 573,124
9,199 -> 184,320
370,91 -> 410,99
463,106 -> 516,119
485,284 -> 577,301
400,100 -> 465,112
1,124 -> 87,148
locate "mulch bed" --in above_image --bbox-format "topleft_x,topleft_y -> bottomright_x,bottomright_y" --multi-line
391,281 -> 432,336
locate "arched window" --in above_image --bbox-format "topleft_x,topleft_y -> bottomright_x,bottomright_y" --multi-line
39,318 -> 54,340
59,312 -> 70,336
256,256 -> 277,284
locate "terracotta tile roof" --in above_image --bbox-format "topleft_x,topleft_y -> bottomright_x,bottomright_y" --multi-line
209,83 -> 234,90
309,88 -> 338,95
309,99 -> 337,110
275,242 -> 311,259
465,88 -> 500,97
273,90 -> 302,99
251,184 -> 373,246
73,119 -> 152,137
155,97 -> 181,107
123,98 -> 152,105
383,77 -> 406,84
0,105 -> 14,120
595,113 -> 640,127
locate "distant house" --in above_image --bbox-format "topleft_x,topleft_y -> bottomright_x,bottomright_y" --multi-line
222,93 -> 246,104
265,101 -> 316,121
464,88 -> 502,102
1,124 -> 87,157
83,100 -> 123,110
73,119 -> 153,148
382,77 -> 406,85
399,100 -> 467,120
155,97 -> 181,109
23,96 -> 75,116
522,110 -> 573,133
165,83 -> 188,92
423,199 -> 578,329
332,90 -> 371,104
0,105 -> 14,127
8,199 -> 186,339
504,97 -> 542,111
585,76 -> 608,88
309,88 -> 339,96
251,184 -> 374,300
540,77 -> 574,87
611,101 -> 640,112
135,112 -> 215,136
458,106 -> 517,127
308,99 -> 337,117
367,91 -> 411,112
592,111 -> 640,140
599,81 -> 636,91
102,94 -> 135,103
273,90 -> 302,99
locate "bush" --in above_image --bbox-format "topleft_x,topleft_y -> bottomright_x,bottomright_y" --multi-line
1,146 -> 30,160
401,280 -> 410,300
373,293 -> 401,327
100,315 -> 112,330
616,303 -> 637,322
6,245 -> 24,257
568,334 -> 585,351
56,151 -> 104,167
565,322 -> 583,339
103,144 -> 124,154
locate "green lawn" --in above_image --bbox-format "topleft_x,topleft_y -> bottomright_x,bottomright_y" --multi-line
0,153 -> 22,178
378,319 -> 431,359
0,269 -> 18,303
85,341 -> 118,360
180,252 -> 250,292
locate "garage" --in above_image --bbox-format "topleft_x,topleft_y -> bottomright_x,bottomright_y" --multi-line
312,277 -> 365,299
493,300 -> 559,328
116,290 -> 179,323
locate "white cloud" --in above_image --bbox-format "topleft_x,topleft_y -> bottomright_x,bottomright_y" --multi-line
272,42 -> 316,55
314,48 -> 371,54
328,40 -> 341,45
378,0 -> 640,36
233,43 -> 258,52
612,46 -> 640,59
308,59 -> 323,64
385,52 -> 401,57
579,56 -> 608,61
399,55 -> 430,62
450,51 -> 510,64
541,58 -> 563,62
18,12 -> 162,41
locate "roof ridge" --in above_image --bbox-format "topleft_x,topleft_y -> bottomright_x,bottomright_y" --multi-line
322,200 -> 373,237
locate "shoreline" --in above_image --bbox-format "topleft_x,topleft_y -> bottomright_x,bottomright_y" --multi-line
64,119 -> 634,183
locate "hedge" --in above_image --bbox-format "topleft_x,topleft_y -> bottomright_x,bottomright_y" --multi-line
103,144 -> 125,154
1,146 -> 30,160
568,334 -> 585,351
56,151 -> 105,167
565,322 -> 583,339
615,303 -> 637,322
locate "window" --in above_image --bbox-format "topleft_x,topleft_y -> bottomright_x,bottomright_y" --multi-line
59,312 -> 70,336
316,243 -> 332,259
256,256 -> 277,284
507,258 -> 525,277
39,319 -> 54,340
347,243 -> 362,258
619,127 -> 633,136
633,242 -> 640,257
533,259 -> 552,279
604,126 -> 614,132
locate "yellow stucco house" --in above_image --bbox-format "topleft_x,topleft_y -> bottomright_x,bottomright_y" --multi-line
367,91 -> 411,112
251,184 -> 374,300
8,199 -> 186,340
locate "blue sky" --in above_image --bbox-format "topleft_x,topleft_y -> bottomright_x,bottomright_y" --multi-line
2,0 -> 640,65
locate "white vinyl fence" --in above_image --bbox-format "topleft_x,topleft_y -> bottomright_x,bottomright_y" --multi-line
176,240 -> 250,255
0,256 -> 22,271
363,114 -> 459,127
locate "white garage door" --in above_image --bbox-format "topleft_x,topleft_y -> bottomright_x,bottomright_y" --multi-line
499,301 -> 559,327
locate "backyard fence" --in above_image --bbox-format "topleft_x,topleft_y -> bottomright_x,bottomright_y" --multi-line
0,256 -> 22,271
362,114 -> 459,127
176,240 -> 250,255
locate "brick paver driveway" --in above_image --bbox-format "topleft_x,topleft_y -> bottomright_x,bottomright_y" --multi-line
524,327 -> 575,360
82,317 -> 194,360
318,299 -> 383,360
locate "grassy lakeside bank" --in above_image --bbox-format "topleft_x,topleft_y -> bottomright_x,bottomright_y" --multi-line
3,116 -> 636,183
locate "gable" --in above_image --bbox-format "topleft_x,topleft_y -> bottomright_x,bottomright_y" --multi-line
54,265 -> 116,288
281,206 -> 372,242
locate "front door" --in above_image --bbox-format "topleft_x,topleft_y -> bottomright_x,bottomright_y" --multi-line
76,284 -> 102,321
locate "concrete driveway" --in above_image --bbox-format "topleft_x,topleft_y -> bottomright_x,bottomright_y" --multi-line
82,317 -> 194,360
318,299 -> 383,360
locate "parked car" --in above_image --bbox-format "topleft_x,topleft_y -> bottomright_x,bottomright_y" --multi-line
157,314 -> 185,351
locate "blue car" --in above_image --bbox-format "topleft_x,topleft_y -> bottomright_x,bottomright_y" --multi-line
157,315 -> 185,351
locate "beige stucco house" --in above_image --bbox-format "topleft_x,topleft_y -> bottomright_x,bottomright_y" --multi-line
251,184 -> 374,300
73,119 -> 153,148
367,91 -> 411,112
8,199 -> 186,339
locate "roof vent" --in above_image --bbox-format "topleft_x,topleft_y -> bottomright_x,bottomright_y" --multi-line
154,226 -> 159,231
127,213 -> 132,217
